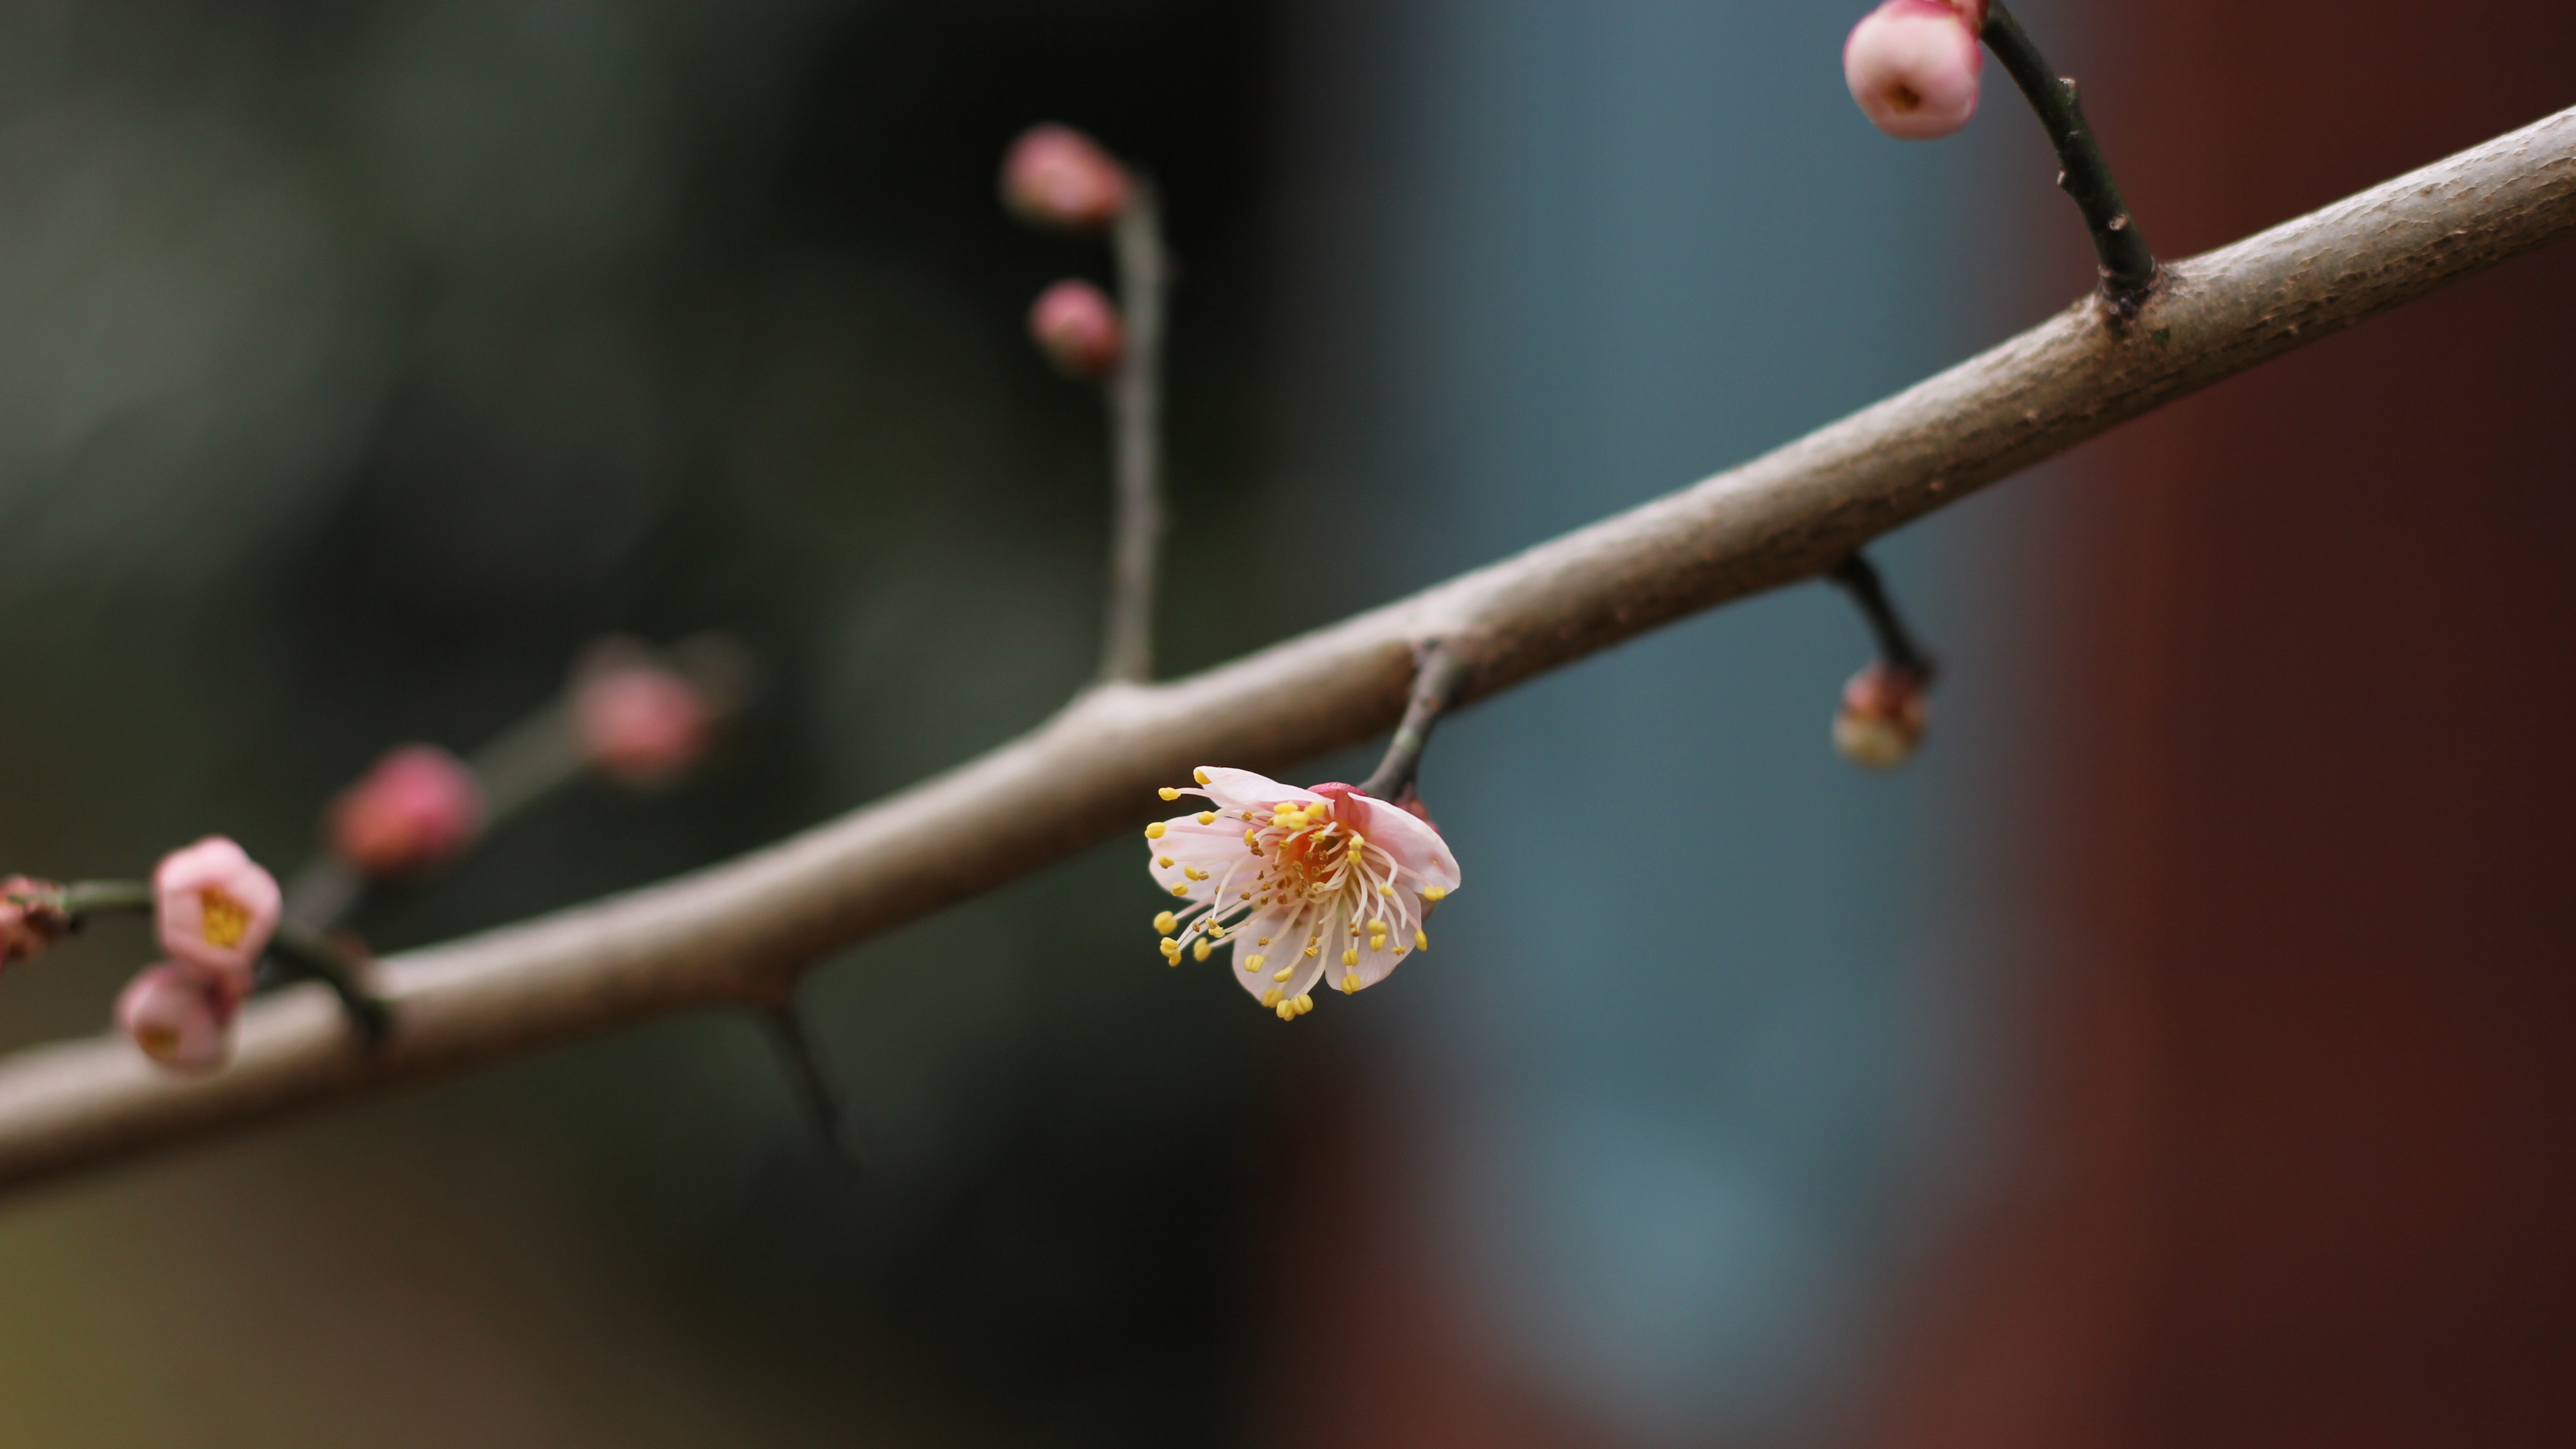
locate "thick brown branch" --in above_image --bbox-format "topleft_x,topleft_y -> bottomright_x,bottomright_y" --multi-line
1,106 -> 2571,1198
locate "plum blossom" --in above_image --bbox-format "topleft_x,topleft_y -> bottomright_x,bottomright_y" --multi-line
1844,0 -> 1985,140
1834,660 -> 1929,769
573,652 -> 712,786
0,876 -> 66,971
1000,123 -> 1130,232
1144,767 -> 1461,1021
153,836 -> 282,996
116,963 -> 239,1073
1028,279 -> 1125,379
329,744 -> 485,878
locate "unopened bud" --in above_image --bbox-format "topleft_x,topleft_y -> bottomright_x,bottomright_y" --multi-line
1028,280 -> 1124,379
152,837 -> 282,997
0,877 -> 67,970
572,640 -> 713,787
1844,1 -> 1984,141
1833,662 -> 1929,769
329,745 -> 486,879
1000,123 -> 1129,232
116,963 -> 239,1073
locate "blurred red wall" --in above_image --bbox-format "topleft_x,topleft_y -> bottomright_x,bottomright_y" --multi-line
1881,4 -> 2576,1445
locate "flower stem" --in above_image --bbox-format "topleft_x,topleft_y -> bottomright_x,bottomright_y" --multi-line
1359,645 -> 1471,802
1981,1 -> 2156,310
1827,553 -> 1936,679
59,880 -> 152,917
266,922 -> 392,1044
1098,181 -> 1171,684
759,1000 -> 864,1171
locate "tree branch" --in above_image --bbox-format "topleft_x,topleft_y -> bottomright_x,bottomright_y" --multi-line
1098,182 -> 1171,684
0,106 -> 2569,1199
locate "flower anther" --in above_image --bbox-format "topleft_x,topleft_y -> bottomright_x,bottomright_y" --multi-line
152,837 -> 282,995
1844,0 -> 1984,141
1143,768 -> 1461,1019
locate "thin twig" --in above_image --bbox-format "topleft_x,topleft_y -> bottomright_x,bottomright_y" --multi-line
758,1001 -> 863,1170
1099,181 -> 1171,683
1358,645 -> 1470,801
1826,554 -> 1935,680
1983,1 -> 2156,310
0,107 -> 2566,1197
265,923 -> 392,1045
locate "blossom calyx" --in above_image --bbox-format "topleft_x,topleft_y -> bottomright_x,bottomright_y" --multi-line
1029,280 -> 1125,380
1001,123 -> 1130,232
1142,768 -> 1462,1019
153,837 -> 282,994
1844,1 -> 1985,141
572,640 -> 713,787
116,963 -> 239,1073
1834,661 -> 1929,769
329,744 -> 486,879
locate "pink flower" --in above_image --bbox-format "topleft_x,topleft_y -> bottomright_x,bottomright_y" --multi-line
153,837 -> 282,995
1028,280 -> 1125,380
573,651 -> 712,786
116,963 -> 239,1073
329,745 -> 486,879
1000,123 -> 1130,232
1834,661 -> 1929,769
1844,0 -> 1984,141
1144,768 -> 1463,1021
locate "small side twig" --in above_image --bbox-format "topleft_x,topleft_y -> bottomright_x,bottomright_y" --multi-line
266,922 -> 392,1045
759,1001 -> 864,1171
1098,181 -> 1171,684
1826,554 -> 1936,680
1982,1 -> 2156,310
1359,645 -> 1471,802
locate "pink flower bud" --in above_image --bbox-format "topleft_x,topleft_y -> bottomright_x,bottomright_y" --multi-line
572,648 -> 712,787
1000,123 -> 1130,232
0,877 -> 67,969
1844,0 -> 1984,141
1028,280 -> 1125,379
152,837 -> 282,995
329,745 -> 486,879
116,963 -> 238,1073
1833,662 -> 1930,769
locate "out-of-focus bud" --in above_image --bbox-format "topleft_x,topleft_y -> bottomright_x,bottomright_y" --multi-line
1028,280 -> 1125,379
153,837 -> 283,996
1834,662 -> 1930,769
1000,123 -> 1130,232
572,640 -> 713,787
329,745 -> 486,879
116,963 -> 239,1073
0,877 -> 67,970
1844,0 -> 1984,141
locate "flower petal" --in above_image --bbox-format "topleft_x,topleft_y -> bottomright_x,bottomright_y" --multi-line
1345,793 -> 1461,894
1191,767 -> 1321,814
1232,902 -> 1329,1007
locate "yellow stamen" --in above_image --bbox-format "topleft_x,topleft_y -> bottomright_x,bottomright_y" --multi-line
197,889 -> 250,949
1194,940 -> 1213,962
1195,768 -> 1213,785
1303,945 -> 1318,958
1171,884 -> 1190,898
1422,887 -> 1447,902
1262,987 -> 1281,1008
1272,964 -> 1295,983
1342,948 -> 1358,967
1415,929 -> 1429,951
1160,936 -> 1180,954
1153,911 -> 1177,934
1340,974 -> 1361,994
1159,786 -> 1182,801
1245,954 -> 1266,973
1145,823 -> 1167,840
1294,994 -> 1314,1015
1277,1002 -> 1297,1021
1158,856 -> 1174,868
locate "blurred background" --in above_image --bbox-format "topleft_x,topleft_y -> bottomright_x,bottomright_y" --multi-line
0,1 -> 2567,1445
